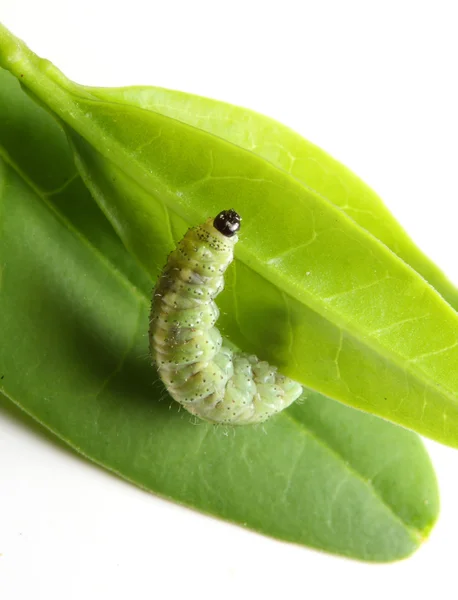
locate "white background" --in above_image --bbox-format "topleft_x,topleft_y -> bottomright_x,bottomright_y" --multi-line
1,1 -> 458,598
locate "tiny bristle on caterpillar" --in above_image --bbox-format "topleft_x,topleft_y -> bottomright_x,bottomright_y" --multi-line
149,209 -> 303,424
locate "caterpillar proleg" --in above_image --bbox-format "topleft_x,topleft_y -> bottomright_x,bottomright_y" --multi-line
149,210 -> 303,424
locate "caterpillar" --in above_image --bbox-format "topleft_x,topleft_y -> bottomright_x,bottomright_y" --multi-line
149,209 -> 303,424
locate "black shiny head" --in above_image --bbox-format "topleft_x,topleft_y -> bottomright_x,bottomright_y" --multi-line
213,209 -> 241,237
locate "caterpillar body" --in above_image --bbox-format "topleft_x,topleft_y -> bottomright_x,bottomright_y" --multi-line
149,209 -> 303,424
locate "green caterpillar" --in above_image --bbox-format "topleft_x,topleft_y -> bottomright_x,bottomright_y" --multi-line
149,210 -> 303,424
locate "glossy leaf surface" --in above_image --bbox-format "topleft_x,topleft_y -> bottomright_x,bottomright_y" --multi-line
1,25 -> 457,446
0,66 -> 439,562
86,83 -> 458,308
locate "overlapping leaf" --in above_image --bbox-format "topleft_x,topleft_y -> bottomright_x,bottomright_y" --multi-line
85,83 -> 458,308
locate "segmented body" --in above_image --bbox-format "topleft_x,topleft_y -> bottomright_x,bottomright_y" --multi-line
149,210 -> 303,424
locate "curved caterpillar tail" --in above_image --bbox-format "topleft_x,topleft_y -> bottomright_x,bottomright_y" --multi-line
149,209 -> 303,424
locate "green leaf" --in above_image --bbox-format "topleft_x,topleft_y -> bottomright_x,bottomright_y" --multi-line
0,65 -> 439,562
84,83 -> 458,309
1,25 -> 457,446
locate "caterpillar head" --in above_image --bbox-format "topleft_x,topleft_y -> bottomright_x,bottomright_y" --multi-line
213,209 -> 241,238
